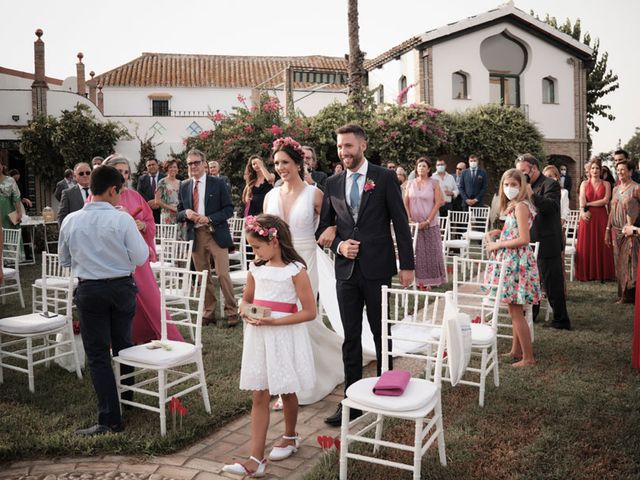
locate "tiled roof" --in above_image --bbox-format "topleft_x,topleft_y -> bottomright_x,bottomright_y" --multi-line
0,66 -> 64,85
364,37 -> 422,71
93,53 -> 348,89
365,3 -> 592,71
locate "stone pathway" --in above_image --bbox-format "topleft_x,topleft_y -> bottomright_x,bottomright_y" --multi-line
0,394 -> 343,480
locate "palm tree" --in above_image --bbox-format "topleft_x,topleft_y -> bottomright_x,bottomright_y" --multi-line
347,0 -> 366,108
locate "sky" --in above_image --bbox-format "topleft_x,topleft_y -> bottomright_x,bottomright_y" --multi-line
1,0 -> 638,154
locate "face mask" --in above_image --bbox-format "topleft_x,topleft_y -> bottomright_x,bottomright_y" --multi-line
504,186 -> 520,200
560,170 -> 566,176
436,165 -> 446,173
469,161 -> 478,169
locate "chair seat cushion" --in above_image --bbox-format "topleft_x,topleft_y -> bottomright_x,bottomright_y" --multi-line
346,377 -> 438,412
463,231 -> 485,241
118,340 -> 197,366
229,252 -> 242,262
33,277 -> 77,288
565,245 -> 575,255
430,323 -> 494,346
150,261 -> 174,272
2,267 -> 17,278
444,239 -> 468,249
0,313 -> 68,334
229,270 -> 248,285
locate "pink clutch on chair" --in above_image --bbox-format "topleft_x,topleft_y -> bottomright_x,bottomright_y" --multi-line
372,370 -> 411,396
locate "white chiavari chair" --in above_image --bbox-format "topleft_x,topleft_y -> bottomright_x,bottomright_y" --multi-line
1,228 -> 25,308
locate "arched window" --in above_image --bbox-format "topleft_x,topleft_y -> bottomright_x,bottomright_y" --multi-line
480,32 -> 527,106
452,71 -> 469,99
378,85 -> 385,104
542,77 -> 557,104
398,76 -> 407,104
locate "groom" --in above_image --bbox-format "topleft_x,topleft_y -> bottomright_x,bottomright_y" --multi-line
317,124 -> 415,426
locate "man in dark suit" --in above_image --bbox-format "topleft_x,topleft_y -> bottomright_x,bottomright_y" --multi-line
559,165 -> 572,200
459,154 -> 488,209
208,160 -> 231,193
302,146 -> 327,191
317,124 -> 415,426
516,153 -> 571,330
136,158 -> 165,224
58,162 -> 92,226
176,149 -> 238,326
54,169 -> 76,202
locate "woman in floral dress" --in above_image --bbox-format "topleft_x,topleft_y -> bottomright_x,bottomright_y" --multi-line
485,168 -> 541,367
154,159 -> 185,240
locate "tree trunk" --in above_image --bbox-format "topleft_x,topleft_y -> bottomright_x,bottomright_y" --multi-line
347,0 -> 365,108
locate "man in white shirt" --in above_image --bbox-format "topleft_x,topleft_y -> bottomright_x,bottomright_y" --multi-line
432,158 -> 458,216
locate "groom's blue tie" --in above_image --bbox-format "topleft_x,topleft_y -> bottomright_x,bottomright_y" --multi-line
349,172 -> 362,214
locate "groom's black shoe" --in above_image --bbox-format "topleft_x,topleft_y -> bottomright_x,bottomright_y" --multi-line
324,405 -> 362,427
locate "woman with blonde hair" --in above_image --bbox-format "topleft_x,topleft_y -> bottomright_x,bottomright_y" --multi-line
485,168 -> 541,367
243,154 -> 275,217
542,165 -> 570,225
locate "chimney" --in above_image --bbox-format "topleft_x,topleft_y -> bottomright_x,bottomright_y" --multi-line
76,52 -> 86,96
97,83 -> 104,113
31,28 -> 48,116
88,71 -> 96,103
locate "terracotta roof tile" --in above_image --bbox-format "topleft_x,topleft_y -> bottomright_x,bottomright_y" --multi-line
0,66 -> 64,85
364,36 -> 422,71
93,53 -> 348,90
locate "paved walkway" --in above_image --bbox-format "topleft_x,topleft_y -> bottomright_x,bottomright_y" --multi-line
0,393 -> 343,480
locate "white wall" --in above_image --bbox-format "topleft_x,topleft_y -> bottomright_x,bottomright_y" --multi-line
273,89 -> 347,116
0,89 -> 31,136
430,23 -> 575,139
368,50 -> 418,105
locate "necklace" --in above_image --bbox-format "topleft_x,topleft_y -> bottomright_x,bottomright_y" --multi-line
618,181 -> 634,195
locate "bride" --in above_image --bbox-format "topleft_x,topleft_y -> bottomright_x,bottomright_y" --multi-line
264,137 -> 344,405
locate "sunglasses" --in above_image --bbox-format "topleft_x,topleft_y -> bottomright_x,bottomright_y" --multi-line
77,171 -> 91,176
187,160 -> 203,167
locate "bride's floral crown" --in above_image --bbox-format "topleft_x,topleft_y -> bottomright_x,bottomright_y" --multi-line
245,215 -> 278,240
272,137 -> 305,159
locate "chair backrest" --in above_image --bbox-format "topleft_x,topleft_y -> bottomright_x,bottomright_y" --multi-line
446,210 -> 470,241
452,256 -> 506,330
566,210 -> 579,242
228,217 -> 248,271
155,224 -> 177,245
40,253 -> 73,316
160,267 -> 208,346
468,207 -> 490,233
381,286 -> 447,386
529,241 -> 540,257
390,222 -> 419,259
159,239 -> 193,270
2,228 -> 22,266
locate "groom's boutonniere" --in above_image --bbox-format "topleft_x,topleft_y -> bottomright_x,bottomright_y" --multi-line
364,178 -> 376,192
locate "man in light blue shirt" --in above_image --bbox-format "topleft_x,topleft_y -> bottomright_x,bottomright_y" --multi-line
59,164 -> 148,437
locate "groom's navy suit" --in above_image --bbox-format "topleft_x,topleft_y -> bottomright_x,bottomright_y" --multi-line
317,161 -> 414,392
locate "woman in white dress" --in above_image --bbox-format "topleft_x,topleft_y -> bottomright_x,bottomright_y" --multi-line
264,137 -> 344,405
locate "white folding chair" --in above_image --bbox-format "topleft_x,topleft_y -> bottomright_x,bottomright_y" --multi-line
31,253 -> 77,313
450,256 -> 505,407
0,256 -> 81,392
1,228 -> 25,308
150,239 -> 193,277
339,287 -> 447,480
228,216 -> 246,271
154,224 -> 178,256
114,267 -> 211,436
443,210 -> 470,259
564,211 -> 579,281
391,222 -> 419,289
464,207 -> 490,259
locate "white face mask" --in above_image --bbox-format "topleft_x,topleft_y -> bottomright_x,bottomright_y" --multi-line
469,161 -> 478,169
436,165 -> 446,173
560,170 -> 567,176
504,186 -> 520,200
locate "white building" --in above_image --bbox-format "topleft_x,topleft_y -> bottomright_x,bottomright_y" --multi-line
366,2 -> 592,182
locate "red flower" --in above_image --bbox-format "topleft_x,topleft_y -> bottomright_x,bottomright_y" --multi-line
472,316 -> 481,324
363,178 -> 376,192
317,435 -> 334,449
270,124 -> 284,136
237,94 -> 246,103
211,112 -> 225,122
243,125 -> 255,134
72,320 -> 80,335
333,436 -> 341,450
198,130 -> 210,140
169,397 -> 180,413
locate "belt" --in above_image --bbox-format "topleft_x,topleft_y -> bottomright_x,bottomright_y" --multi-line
78,275 -> 132,283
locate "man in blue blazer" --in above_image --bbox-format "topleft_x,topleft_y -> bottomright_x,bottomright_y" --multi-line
458,154 -> 489,209
176,149 -> 238,326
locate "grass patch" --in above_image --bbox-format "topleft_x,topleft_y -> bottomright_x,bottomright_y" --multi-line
304,281 -> 640,480
0,261 -> 250,461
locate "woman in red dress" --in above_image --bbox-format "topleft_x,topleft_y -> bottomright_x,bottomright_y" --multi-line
575,160 -> 615,281
621,223 -> 640,369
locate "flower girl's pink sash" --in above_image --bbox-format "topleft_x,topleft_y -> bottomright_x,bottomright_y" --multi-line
253,299 -> 298,314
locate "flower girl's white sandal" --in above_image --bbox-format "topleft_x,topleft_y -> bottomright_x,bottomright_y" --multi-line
222,456 -> 267,478
269,434 -> 299,461
272,395 -> 283,411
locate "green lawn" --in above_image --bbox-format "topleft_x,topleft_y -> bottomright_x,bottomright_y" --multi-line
0,260 -> 251,461
305,281 -> 640,479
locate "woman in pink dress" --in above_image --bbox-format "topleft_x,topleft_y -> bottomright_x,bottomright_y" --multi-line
403,156 -> 446,289
103,155 -> 183,344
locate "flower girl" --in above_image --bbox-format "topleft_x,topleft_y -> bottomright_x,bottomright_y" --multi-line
485,169 -> 541,367
223,214 -> 316,478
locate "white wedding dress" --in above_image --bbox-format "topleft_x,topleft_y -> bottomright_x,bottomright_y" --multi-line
264,184 -> 348,404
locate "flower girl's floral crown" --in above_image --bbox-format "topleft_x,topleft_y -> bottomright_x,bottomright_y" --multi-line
272,137 -> 305,159
245,216 -> 278,240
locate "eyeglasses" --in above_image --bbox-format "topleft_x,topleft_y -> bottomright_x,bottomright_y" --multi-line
187,160 -> 203,167
456,168 -> 462,171
77,171 -> 91,176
